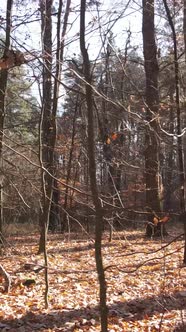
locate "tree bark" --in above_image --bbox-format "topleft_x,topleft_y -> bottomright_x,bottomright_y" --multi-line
38,0 -> 71,305
184,0 -> 186,63
142,0 -> 161,235
38,0 -> 71,240
163,0 -> 186,261
80,0 -> 108,331
163,97 -> 174,211
61,98 -> 78,232
37,0 -> 53,309
0,0 -> 13,239
38,0 -> 53,254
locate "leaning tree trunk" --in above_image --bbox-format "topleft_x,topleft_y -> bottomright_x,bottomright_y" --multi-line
142,0 -> 162,237
80,0 -> 108,331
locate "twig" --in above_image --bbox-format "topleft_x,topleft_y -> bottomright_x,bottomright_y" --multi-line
104,245 -> 184,273
114,233 -> 184,259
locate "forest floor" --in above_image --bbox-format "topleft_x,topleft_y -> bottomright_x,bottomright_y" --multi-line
0,223 -> 186,331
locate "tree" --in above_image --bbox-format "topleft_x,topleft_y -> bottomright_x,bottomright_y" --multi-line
0,0 -> 13,238
37,0 -> 54,309
37,0 -> 53,254
162,0 -> 186,262
0,0 -> 35,292
37,0 -> 71,307
80,0 -> 108,330
38,0 -> 71,250
142,0 -> 162,236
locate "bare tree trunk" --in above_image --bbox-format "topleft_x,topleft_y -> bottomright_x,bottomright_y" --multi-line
0,0 -> 13,240
61,97 -> 78,232
37,0 -> 53,309
184,0 -> 186,63
38,0 -> 71,306
38,0 -> 71,249
183,0 -> 186,264
38,0 -> 53,255
49,176 -> 60,232
142,0 -> 161,236
51,0 -> 71,233
80,1 -> 108,330
163,97 -> 174,211
163,0 -> 186,261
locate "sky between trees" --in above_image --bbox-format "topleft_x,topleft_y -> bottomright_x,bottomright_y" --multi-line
0,0 -> 143,101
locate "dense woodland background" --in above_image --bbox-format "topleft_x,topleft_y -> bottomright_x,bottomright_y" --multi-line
1,0 -> 186,331
0,0 -> 185,235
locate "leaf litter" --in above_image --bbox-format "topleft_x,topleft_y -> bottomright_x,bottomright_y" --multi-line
0,225 -> 186,331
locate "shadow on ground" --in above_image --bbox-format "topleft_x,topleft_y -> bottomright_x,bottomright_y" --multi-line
1,291 -> 186,331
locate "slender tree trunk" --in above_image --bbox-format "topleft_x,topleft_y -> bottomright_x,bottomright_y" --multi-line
163,96 -> 174,211
142,0 -> 161,236
0,0 -> 13,239
51,0 -> 71,233
37,0 -> 54,309
49,176 -> 60,232
163,0 -> 186,261
61,98 -> 78,232
38,0 -> 71,305
80,0 -> 108,330
38,0 -> 53,254
0,0 -> 22,294
38,0 -> 71,249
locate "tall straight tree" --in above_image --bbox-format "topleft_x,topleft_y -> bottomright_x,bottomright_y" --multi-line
0,0 -> 13,286
38,0 -> 71,306
38,0 -> 71,251
0,0 -> 13,239
163,0 -> 186,262
38,0 -> 53,308
80,0 -> 108,331
142,0 -> 161,232
38,0 -> 53,255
